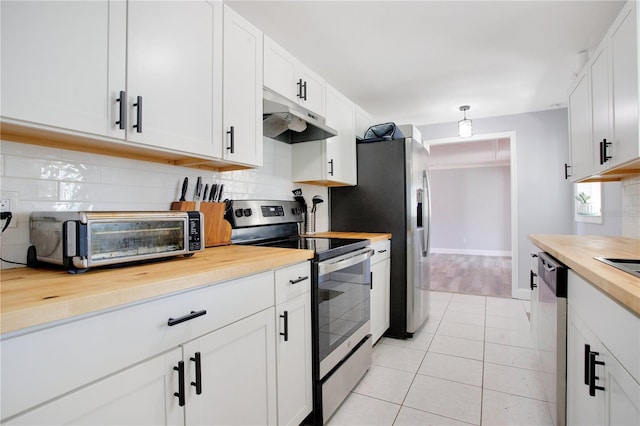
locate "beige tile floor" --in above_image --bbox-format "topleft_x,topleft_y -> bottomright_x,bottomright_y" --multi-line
326,291 -> 553,426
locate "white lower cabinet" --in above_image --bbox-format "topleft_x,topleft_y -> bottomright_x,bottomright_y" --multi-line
566,271 -> 640,426
5,348 -> 184,425
370,240 -> 391,344
1,262 -> 312,425
183,308 -> 277,426
274,262 -> 313,425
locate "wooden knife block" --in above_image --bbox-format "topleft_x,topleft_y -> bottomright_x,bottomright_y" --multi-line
170,201 -> 232,247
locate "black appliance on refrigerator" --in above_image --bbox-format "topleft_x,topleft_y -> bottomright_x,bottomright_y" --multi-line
330,136 -> 431,338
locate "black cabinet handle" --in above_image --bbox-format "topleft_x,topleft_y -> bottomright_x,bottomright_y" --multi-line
328,159 -> 334,176
377,249 -> 387,254
564,163 -> 571,180
133,96 -> 143,133
530,270 -> 537,290
599,139 -> 612,165
289,276 -> 309,285
302,80 -> 307,101
280,311 -> 289,342
167,310 -> 207,327
116,90 -> 126,130
173,361 -> 185,407
589,351 -> 605,396
584,344 -> 591,385
370,271 -> 373,290
190,352 -> 202,395
297,78 -> 303,99
226,126 -> 235,154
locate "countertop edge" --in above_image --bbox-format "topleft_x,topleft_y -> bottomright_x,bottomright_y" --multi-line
529,235 -> 640,316
1,246 -> 314,335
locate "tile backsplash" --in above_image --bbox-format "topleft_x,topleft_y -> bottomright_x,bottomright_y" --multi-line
0,138 -> 328,269
622,175 -> 640,238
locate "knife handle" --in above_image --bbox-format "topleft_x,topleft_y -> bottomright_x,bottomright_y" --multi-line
179,177 -> 189,202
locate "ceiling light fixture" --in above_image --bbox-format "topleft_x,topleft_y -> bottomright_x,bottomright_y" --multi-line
458,105 -> 472,137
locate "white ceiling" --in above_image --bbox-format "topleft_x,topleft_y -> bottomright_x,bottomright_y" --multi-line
227,0 -> 625,126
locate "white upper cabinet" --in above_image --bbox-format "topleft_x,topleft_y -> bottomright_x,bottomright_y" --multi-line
222,5 -> 263,167
126,1 -> 222,157
292,84 -> 357,186
568,69 -> 593,181
325,84 -> 357,186
263,35 -> 326,117
567,1 -> 639,181
0,1 -> 124,138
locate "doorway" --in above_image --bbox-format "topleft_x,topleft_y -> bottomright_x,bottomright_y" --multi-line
424,131 -> 518,299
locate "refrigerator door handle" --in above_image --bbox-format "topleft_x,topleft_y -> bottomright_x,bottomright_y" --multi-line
422,170 -> 431,257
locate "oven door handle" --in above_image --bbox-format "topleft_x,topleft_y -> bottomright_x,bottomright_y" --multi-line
318,248 -> 374,276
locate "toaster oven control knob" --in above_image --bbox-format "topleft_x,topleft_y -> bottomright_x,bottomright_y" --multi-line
235,209 -> 244,218
243,208 -> 252,217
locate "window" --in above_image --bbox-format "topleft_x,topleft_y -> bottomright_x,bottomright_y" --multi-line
574,182 -> 602,224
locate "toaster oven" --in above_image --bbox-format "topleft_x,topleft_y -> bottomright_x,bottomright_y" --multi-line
28,211 -> 204,273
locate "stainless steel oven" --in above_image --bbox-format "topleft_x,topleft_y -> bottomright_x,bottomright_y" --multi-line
226,199 -> 373,424
315,246 -> 373,422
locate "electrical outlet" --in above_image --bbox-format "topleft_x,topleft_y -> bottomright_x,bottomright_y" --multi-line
0,191 -> 18,228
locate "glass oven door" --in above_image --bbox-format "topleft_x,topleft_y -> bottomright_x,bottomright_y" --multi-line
317,247 -> 373,378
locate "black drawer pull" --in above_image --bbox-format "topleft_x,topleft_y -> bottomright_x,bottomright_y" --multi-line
289,276 -> 309,285
190,352 -> 202,395
589,351 -> 605,396
584,344 -> 591,385
530,270 -> 537,290
168,310 -> 207,326
173,361 -> 185,407
133,95 -> 142,133
377,249 -> 387,254
328,159 -> 334,176
280,311 -> 289,342
115,90 -> 126,129
226,126 -> 235,153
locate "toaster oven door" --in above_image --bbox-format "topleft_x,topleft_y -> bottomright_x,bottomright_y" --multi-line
87,218 -> 189,265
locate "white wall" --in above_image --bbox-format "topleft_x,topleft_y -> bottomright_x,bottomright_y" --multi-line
431,166 -> 511,254
419,108 -> 573,295
0,137 -> 329,269
573,181 -> 623,236
621,176 -> 640,237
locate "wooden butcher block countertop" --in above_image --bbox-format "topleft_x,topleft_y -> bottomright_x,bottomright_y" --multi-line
0,245 -> 314,334
310,232 -> 392,243
529,235 -> 640,316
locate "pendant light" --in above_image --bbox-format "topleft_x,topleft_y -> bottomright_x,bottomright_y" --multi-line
458,105 -> 472,137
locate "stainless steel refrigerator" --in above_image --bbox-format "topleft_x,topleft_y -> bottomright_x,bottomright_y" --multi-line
330,136 -> 431,338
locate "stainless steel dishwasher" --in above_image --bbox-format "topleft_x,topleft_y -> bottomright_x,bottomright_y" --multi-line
536,252 -> 568,426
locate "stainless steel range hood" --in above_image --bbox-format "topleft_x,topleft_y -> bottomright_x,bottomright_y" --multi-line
263,88 -> 338,143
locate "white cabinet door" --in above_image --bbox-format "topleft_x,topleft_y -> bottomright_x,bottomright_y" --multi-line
183,308 -> 277,426
601,344 -> 640,426
298,66 -> 326,117
276,292 -> 313,426
609,2 -> 639,167
567,307 -> 603,426
370,256 -> 391,344
222,5 -> 263,167
263,36 -> 325,117
589,38 -> 612,173
126,0 -> 222,157
5,348 -> 183,426
568,68 -> 593,181
263,36 -> 298,103
0,0 -> 126,138
325,85 -> 357,186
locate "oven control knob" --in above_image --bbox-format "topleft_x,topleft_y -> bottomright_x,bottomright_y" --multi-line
235,209 -> 244,218
243,208 -> 252,217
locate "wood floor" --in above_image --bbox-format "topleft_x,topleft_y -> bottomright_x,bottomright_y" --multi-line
429,253 -> 512,298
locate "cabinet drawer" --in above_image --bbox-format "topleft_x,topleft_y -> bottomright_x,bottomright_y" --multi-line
275,262 -> 311,305
370,240 -> 391,264
567,270 -> 640,383
1,271 -> 273,420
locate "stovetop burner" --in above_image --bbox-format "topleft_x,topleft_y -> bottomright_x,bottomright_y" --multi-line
226,199 -> 370,260
252,236 -> 369,261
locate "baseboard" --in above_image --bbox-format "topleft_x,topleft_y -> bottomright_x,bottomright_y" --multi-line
431,248 -> 512,257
